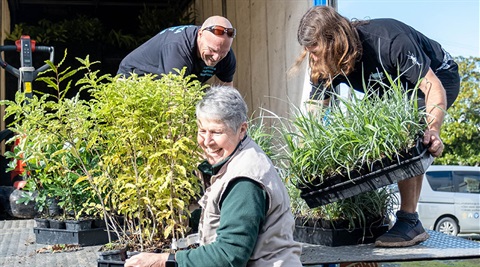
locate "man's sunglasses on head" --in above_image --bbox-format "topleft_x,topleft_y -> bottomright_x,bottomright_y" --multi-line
202,25 -> 236,38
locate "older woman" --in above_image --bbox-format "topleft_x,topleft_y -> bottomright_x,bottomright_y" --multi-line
125,85 -> 302,267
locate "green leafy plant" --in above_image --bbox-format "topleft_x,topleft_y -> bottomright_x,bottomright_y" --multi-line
251,71 -> 428,232
1,51 -> 102,222
1,47 -> 206,250
247,116 -> 398,231
84,69 -> 206,251
281,73 -> 427,189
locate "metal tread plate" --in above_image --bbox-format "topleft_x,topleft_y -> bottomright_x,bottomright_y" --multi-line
301,230 -> 480,265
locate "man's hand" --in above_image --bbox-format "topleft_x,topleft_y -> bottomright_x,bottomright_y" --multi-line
124,252 -> 169,267
423,129 -> 444,157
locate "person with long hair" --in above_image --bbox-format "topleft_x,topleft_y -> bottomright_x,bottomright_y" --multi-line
292,5 -> 460,247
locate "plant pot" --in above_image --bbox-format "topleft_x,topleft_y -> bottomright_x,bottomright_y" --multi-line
294,223 -> 389,247
65,218 -> 93,231
8,189 -> 37,218
34,217 -> 50,228
97,260 -> 125,267
93,218 -> 107,229
48,218 -> 66,229
34,226 -> 113,246
299,140 -> 434,207
47,197 -> 63,216
97,247 -> 127,266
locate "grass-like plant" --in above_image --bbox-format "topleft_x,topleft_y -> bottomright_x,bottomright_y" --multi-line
248,114 -> 399,231
289,182 -> 398,230
281,73 -> 428,190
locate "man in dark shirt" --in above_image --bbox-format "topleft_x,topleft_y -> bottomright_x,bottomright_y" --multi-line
293,6 -> 460,248
117,16 -> 236,85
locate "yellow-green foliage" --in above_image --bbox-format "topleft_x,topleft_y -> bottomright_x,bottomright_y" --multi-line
1,52 -> 207,249
90,69 -> 207,248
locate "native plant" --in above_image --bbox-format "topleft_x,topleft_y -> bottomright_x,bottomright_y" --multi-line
1,50 -> 206,249
88,69 -> 206,250
258,71 -> 428,231
281,73 -> 428,190
1,52 -> 102,221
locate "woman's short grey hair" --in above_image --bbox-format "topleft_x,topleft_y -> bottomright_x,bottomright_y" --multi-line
196,85 -> 248,132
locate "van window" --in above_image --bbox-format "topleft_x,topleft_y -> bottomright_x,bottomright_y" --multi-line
426,170 -> 480,194
455,171 -> 480,193
426,171 -> 454,192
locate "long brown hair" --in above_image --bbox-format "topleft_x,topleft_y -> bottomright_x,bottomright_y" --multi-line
291,6 -> 362,86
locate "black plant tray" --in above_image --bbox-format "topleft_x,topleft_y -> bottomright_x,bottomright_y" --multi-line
97,260 -> 125,267
294,224 -> 389,247
34,227 -> 111,246
299,140 -> 434,207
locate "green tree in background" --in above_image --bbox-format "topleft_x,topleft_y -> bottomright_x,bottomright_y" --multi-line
436,57 -> 480,166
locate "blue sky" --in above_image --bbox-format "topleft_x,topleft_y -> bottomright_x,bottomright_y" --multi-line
336,0 -> 480,57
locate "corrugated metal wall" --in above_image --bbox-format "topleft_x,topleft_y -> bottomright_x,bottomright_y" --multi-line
195,0 -> 311,120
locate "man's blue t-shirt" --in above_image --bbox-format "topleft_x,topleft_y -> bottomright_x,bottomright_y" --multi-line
117,25 -> 236,83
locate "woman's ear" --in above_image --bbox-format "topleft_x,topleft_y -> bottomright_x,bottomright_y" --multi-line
240,122 -> 248,138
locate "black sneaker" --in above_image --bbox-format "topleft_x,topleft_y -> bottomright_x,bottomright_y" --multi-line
375,219 -> 429,247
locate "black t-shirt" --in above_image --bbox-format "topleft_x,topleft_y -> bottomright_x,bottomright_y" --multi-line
311,18 -> 447,100
117,25 -> 236,83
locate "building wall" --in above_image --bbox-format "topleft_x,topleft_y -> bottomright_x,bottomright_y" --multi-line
195,0 -> 311,120
0,0 -> 313,122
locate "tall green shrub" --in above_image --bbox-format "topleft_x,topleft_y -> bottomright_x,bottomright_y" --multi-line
88,70 -> 207,249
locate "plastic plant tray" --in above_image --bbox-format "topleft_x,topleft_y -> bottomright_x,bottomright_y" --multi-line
300,143 -> 434,208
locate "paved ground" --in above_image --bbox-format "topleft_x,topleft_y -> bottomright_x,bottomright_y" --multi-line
1,218 -> 479,267
0,219 -> 102,267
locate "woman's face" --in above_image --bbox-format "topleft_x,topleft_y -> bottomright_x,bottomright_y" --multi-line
197,117 -> 246,165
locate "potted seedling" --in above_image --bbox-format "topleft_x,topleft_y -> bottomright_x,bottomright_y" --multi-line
250,72 -> 433,245
280,72 -> 433,208
1,53 -> 110,245
246,111 -> 395,246
87,69 -> 206,265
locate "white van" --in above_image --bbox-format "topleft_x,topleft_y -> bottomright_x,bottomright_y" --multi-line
416,165 -> 480,236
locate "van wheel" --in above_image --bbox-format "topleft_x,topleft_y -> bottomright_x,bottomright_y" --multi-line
435,217 -> 459,236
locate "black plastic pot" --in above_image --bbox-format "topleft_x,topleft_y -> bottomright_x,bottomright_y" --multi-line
48,218 -> 66,229
93,218 -> 107,229
65,219 -> 93,231
34,217 -> 50,228
97,245 -> 127,267
97,260 -> 125,267
34,227 -> 112,246
294,223 -> 389,247
299,139 -> 434,207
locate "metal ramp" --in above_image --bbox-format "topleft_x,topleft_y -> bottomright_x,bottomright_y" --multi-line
300,230 -> 480,266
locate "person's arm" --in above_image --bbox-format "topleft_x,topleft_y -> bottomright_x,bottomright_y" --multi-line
125,179 -> 267,267
418,68 -> 447,157
176,178 -> 266,267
